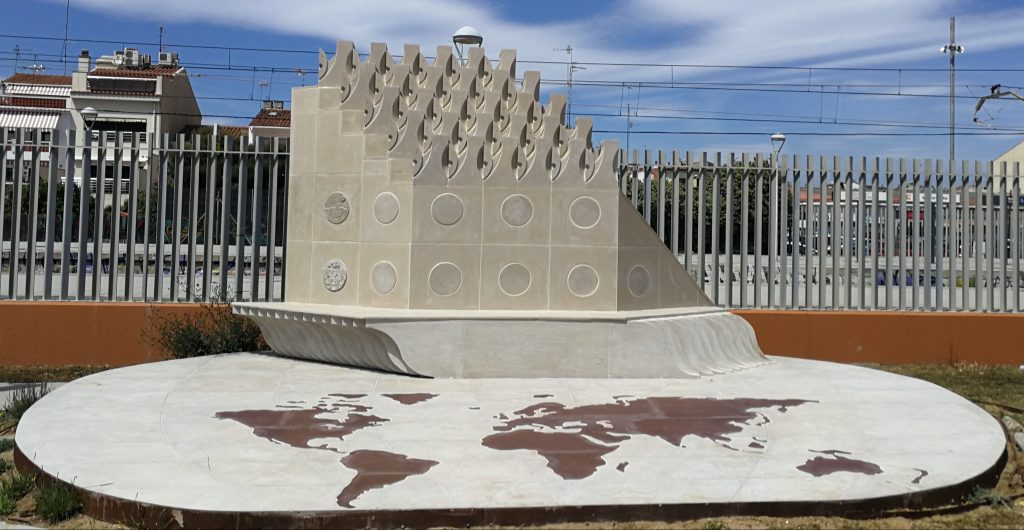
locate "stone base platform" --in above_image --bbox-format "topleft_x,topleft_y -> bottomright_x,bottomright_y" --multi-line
232,303 -> 767,377
15,354 -> 1006,529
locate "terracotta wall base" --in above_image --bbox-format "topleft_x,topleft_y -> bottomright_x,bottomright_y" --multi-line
0,302 -> 203,366
733,310 -> 1024,365
2,302 -> 1021,367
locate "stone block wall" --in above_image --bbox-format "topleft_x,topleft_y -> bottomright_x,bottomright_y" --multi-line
285,40 -> 711,312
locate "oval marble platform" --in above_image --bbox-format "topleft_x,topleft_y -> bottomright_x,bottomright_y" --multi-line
15,353 -> 1006,528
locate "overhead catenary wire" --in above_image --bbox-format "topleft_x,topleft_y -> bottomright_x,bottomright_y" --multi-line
593,129 -> 1024,136
6,33 -> 1024,137
10,31 -> 1024,73
2,55 -> 1014,106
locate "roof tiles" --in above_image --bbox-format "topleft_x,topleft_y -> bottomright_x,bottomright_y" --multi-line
89,66 -> 183,79
250,108 -> 290,127
2,73 -> 72,86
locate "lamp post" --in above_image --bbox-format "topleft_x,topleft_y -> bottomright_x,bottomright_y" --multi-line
940,17 -> 964,162
76,106 -> 98,297
452,26 -> 483,65
768,133 -> 785,307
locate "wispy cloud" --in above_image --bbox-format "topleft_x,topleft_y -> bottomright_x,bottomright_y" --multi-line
50,0 -> 1024,159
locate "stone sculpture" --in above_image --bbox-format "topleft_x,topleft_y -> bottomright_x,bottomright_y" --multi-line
234,40 -> 768,378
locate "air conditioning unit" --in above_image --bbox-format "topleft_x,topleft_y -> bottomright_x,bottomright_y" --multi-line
124,48 -> 139,67
158,52 -> 180,66
140,54 -> 152,67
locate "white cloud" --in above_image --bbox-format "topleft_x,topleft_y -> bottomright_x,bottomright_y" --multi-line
57,0 -> 1024,68
52,0 -> 1024,159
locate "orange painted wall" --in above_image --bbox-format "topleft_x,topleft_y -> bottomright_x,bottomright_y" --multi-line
0,302 -> 204,366
2,303 -> 1023,367
734,310 -> 1024,365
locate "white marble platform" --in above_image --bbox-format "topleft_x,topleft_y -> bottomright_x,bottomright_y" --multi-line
233,303 -> 767,377
14,354 -> 1005,518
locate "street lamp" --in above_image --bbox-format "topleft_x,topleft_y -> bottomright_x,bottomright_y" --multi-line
770,132 -> 786,155
81,106 -> 98,134
452,26 -> 483,65
76,106 -> 99,296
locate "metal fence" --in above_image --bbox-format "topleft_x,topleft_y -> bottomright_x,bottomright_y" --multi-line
1,129 -> 288,302
619,150 -> 1024,312
5,126 -> 1023,312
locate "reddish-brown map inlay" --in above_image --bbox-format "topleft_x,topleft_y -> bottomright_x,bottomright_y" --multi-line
214,407 -> 386,450
216,401 -> 437,508
382,393 -> 438,405
483,430 -> 617,480
483,397 -> 811,480
796,450 -> 883,477
337,450 -> 439,508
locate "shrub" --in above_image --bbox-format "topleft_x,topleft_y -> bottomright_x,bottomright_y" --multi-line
0,459 -> 9,474
0,438 -> 14,453
0,494 -> 14,516
0,384 -> 50,432
968,486 -> 1012,508
34,482 -> 81,523
0,472 -> 35,511
148,302 -> 266,359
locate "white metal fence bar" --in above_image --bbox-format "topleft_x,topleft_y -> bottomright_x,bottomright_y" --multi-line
1,128 -> 287,303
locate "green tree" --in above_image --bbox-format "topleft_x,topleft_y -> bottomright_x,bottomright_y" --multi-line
2,175 -> 91,241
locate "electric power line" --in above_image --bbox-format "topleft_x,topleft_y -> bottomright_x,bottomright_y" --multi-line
9,31 -> 1024,73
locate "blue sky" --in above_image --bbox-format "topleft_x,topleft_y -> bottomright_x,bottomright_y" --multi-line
6,0 -> 1024,163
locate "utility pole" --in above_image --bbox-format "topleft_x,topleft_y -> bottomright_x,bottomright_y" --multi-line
62,0 -> 70,74
555,45 -> 584,124
941,17 -> 964,161
625,102 -> 635,154
159,25 -> 165,52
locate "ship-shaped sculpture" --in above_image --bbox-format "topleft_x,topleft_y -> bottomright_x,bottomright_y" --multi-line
234,41 -> 767,378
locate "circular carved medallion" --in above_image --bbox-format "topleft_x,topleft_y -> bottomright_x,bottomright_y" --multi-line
431,193 -> 464,226
500,194 -> 534,227
371,261 -> 398,294
428,262 -> 462,296
324,192 -> 350,224
567,264 -> 600,297
373,192 -> 400,225
569,196 -> 601,229
498,263 -> 531,296
322,259 -> 348,292
627,265 -> 651,297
